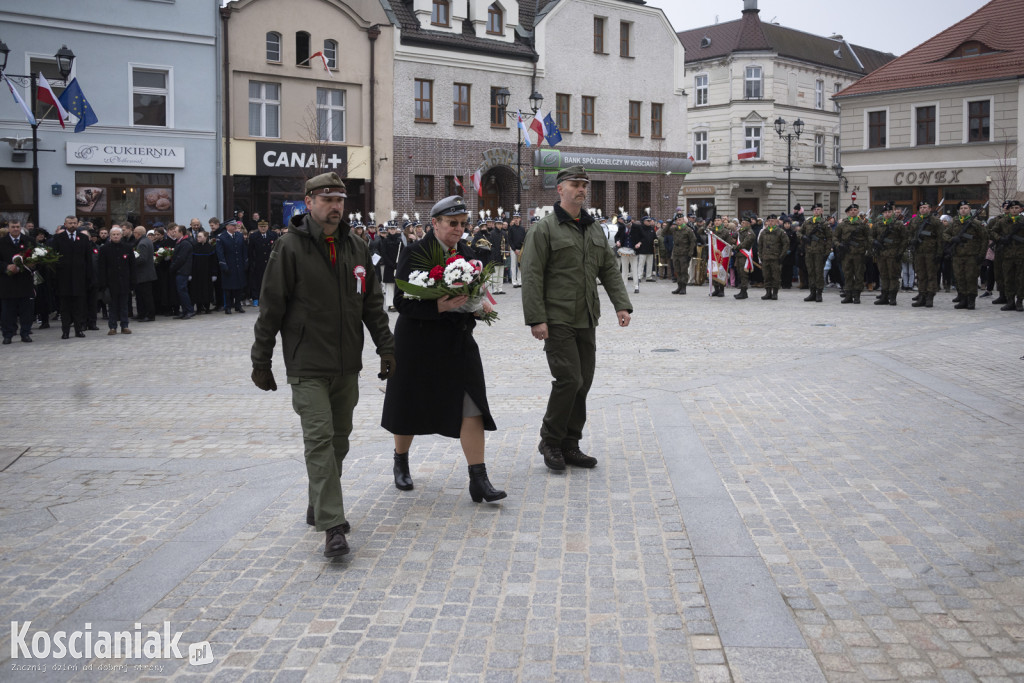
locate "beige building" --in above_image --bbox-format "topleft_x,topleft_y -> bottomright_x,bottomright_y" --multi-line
835,0 -> 1021,216
677,0 -> 893,219
220,0 -> 395,224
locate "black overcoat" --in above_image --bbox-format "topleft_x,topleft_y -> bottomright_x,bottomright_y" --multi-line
380,232 -> 496,439
247,229 -> 277,297
0,234 -> 35,299
96,241 -> 136,297
52,230 -> 94,295
190,242 -> 217,307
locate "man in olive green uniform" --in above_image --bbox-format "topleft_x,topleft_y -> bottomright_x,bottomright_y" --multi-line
908,200 -> 945,308
709,218 -> 731,297
659,215 -> 695,295
989,201 -> 1010,304
251,172 -> 396,558
995,199 -> 1024,311
733,218 -> 756,299
945,200 -> 988,310
757,214 -> 788,300
799,203 -> 831,302
693,217 -> 708,286
871,203 -> 908,306
835,203 -> 871,304
521,166 -> 633,472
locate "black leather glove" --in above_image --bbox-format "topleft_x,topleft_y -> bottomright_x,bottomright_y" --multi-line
378,353 -> 396,381
251,367 -> 277,391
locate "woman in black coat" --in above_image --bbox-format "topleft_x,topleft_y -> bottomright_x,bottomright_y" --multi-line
190,231 -> 217,313
380,196 -> 505,504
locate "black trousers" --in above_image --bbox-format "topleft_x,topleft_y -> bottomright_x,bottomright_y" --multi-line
135,281 -> 155,319
223,288 -> 243,311
1,296 -> 34,339
59,294 -> 87,333
540,325 -> 597,449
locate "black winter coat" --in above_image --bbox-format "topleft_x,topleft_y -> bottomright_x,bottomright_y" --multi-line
381,233 -> 402,284
169,237 -> 194,277
190,242 -> 217,306
52,230 -> 94,295
97,241 -> 136,296
381,232 -> 496,439
0,234 -> 35,299
247,229 -> 277,295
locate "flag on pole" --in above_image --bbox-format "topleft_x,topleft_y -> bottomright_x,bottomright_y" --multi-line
736,147 -> 758,160
453,175 -> 465,194
517,110 -> 531,147
2,72 -> 36,126
57,78 -> 99,133
471,169 -> 483,197
36,73 -> 69,128
708,231 -> 732,287
529,113 -> 546,147
306,51 -> 334,78
543,112 -> 562,147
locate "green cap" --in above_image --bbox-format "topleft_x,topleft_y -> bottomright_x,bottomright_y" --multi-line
305,172 -> 347,198
556,165 -> 590,184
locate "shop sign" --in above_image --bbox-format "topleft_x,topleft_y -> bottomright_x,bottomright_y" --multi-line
533,149 -> 692,175
681,185 -> 716,195
256,142 -> 347,177
893,169 -> 963,186
66,142 -> 185,168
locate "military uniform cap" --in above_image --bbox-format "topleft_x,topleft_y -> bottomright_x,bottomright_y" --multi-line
811,202 -> 823,210
556,165 -> 590,184
257,220 -> 269,228
845,203 -> 859,212
957,200 -> 971,208
766,214 -> 778,220
1010,200 -> 1023,208
430,195 -> 469,218
918,200 -> 931,208
305,172 -> 347,197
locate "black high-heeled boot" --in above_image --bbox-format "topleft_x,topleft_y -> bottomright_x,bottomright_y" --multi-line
393,451 -> 413,490
468,463 -> 506,503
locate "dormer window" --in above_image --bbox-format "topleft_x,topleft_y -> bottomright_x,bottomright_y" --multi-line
700,36 -> 711,48
944,40 -> 998,59
487,3 -> 503,35
432,0 -> 450,27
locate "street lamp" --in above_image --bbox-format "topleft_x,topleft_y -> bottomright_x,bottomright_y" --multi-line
494,87 -> 543,205
774,116 -> 803,216
0,40 -> 76,225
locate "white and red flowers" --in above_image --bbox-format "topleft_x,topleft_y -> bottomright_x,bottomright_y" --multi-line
397,249 -> 498,325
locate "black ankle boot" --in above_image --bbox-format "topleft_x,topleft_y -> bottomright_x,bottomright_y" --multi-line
804,289 -> 816,302
679,284 -> 686,295
468,463 -> 506,503
771,288 -> 778,300
393,451 -> 413,490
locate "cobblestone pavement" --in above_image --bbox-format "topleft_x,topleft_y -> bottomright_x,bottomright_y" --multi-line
1,281 -> 1022,682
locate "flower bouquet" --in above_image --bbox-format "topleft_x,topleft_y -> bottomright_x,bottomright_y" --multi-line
7,246 -> 61,285
395,241 -> 499,325
154,247 -> 174,263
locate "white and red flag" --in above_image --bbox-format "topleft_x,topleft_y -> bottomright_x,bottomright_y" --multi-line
708,232 -> 732,290
37,73 -> 69,128
471,169 -> 483,197
736,147 -> 758,160
306,51 -> 334,78
529,113 -> 547,146
453,175 -> 465,194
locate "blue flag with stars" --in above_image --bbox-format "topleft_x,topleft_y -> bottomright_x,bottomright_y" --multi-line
543,112 -> 562,147
57,78 -> 98,133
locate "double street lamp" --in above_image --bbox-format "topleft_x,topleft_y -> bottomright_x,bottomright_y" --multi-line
494,87 -> 543,206
0,40 -> 77,225
773,116 -> 804,216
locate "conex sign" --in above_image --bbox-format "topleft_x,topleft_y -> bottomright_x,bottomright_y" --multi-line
256,142 -> 348,177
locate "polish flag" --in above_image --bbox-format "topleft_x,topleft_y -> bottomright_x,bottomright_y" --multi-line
529,113 -> 547,146
453,175 -> 465,194
517,110 -> 531,147
471,169 -> 483,197
736,147 -> 758,160
37,73 -> 69,128
306,51 -> 334,78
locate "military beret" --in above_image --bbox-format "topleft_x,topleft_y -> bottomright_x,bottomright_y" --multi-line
305,172 -> 347,198
882,202 -> 894,211
918,200 -> 931,208
556,165 -> 590,184
811,203 -> 823,210
957,200 -> 971,208
430,195 -> 469,218
766,214 -> 778,220
1010,200 -> 1023,208
845,203 -> 859,212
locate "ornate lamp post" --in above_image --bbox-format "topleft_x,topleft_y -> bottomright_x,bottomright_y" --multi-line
773,116 -> 804,216
494,87 -> 543,206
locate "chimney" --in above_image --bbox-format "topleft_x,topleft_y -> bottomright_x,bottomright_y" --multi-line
743,0 -> 759,13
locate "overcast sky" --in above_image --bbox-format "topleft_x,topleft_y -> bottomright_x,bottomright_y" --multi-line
644,0 -> 990,55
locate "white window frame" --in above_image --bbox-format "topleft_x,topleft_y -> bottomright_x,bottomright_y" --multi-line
911,101 -> 941,147
316,87 -> 346,142
815,79 -> 824,110
744,125 -> 762,159
814,133 -> 824,164
863,107 -> 890,150
963,96 -> 994,144
248,80 -> 280,138
128,63 -> 173,128
26,54 -> 75,124
744,65 -> 762,100
694,74 -> 709,107
323,40 -> 338,69
693,130 -> 708,162
266,32 -> 281,63
833,82 -> 841,112
833,135 -> 841,166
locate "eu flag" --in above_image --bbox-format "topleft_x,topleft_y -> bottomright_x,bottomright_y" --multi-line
543,112 -> 562,147
57,78 -> 99,133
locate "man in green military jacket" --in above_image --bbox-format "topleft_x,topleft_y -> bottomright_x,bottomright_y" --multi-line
521,166 -> 633,472
251,172 -> 396,558
908,200 -> 945,308
871,202 -> 908,306
835,203 -> 871,304
798,203 -> 831,302
659,214 -> 696,295
757,214 -> 788,300
994,199 -> 1024,311
732,217 -> 756,299
945,200 -> 988,310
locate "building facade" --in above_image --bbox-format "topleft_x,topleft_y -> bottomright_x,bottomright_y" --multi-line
835,0 -> 1020,215
389,0 -> 690,222
0,0 -> 219,230
676,0 -> 893,219
221,0 -> 395,226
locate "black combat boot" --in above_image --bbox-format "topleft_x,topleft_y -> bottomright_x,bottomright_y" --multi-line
853,292 -> 861,304
803,289 -> 816,302
889,290 -> 898,306
912,294 -> 927,307
874,291 -> 890,305
841,292 -> 854,304
734,288 -> 748,300
952,292 -> 964,303
992,292 -> 1007,304
324,525 -> 349,558
761,288 -> 772,300
539,440 -> 566,471
393,451 -> 413,490
467,463 -> 507,503
925,293 -> 934,308
771,288 -> 779,300
815,289 -> 823,302
672,283 -> 683,294
679,284 -> 687,295
966,295 -> 976,310
954,295 -> 969,309
1017,297 -> 1024,312
912,292 -> 923,302
1002,299 -> 1018,311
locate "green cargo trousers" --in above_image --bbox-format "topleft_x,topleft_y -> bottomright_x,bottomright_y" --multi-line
541,325 -> 596,449
805,251 -> 826,291
289,374 -> 358,532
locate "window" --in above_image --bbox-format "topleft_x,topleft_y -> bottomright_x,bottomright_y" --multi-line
266,32 -> 281,62
744,66 -> 762,99
248,81 -> 280,138
556,93 -> 571,132
833,135 -> 840,165
581,96 -> 595,133
445,176 -> 463,196
316,88 -> 345,142
487,4 -> 503,35
323,40 -> 338,69
833,83 -> 841,112
614,181 -> 629,214
637,182 -> 651,213
967,100 -> 990,142
868,110 -> 886,148
591,180 -> 606,214
814,134 -> 824,164
432,0 -> 450,27
695,74 -> 708,106
744,125 -> 762,159
453,83 -> 471,125
694,131 -> 708,162
490,87 -> 507,127
295,31 -> 310,66
915,106 -> 936,146
30,59 -> 68,122
594,17 -> 606,54
628,101 -> 641,137
132,68 -> 169,127
620,21 -> 631,57
946,40 -> 997,59
651,103 -> 663,139
414,175 -> 434,201
815,80 -> 824,110
415,79 -> 433,122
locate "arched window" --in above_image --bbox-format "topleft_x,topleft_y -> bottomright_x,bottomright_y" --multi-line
487,3 -> 503,35
323,39 -> 338,69
265,32 -> 281,62
431,0 -> 450,27
295,31 -> 310,66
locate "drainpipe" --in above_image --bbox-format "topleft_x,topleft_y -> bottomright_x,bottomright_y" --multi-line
220,6 -> 233,217
368,24 -> 380,214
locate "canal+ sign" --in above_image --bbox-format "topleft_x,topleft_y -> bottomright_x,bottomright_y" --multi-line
256,142 -> 347,177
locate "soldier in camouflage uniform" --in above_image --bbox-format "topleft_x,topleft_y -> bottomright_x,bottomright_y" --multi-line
732,217 -> 756,299
693,217 -> 708,286
798,203 -> 831,302
710,217 -> 730,297
834,203 -> 871,304
757,214 -> 788,300
994,199 -> 1024,311
944,200 -> 987,310
871,202 -> 908,306
659,215 -> 696,295
908,200 -> 945,308
988,201 -> 1010,304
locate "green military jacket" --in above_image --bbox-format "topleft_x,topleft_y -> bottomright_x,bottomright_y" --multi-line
735,225 -> 755,251
871,216 -> 908,259
908,213 -> 944,255
659,222 -> 696,260
757,223 -> 788,260
251,212 -> 394,377
799,216 -> 832,255
521,202 -> 632,328
943,215 -> 988,258
835,216 -> 871,255
995,213 -> 1024,257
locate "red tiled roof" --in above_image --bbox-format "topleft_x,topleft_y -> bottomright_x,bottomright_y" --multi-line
836,0 -> 1024,98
